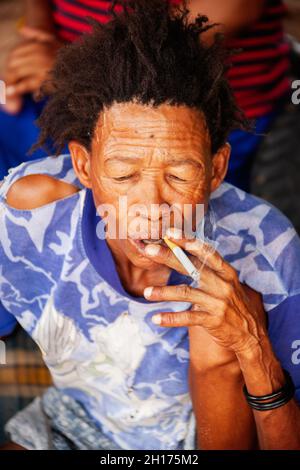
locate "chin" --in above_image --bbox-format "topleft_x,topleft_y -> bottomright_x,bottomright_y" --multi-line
124,238 -> 159,269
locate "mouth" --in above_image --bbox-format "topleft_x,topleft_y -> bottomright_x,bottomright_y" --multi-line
128,237 -> 166,254
142,238 -> 164,245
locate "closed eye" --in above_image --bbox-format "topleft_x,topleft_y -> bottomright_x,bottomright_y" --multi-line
167,174 -> 187,182
113,174 -> 136,182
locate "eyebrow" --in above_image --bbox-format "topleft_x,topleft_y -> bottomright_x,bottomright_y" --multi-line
104,156 -> 203,168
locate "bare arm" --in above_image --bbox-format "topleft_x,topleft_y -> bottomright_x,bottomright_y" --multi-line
188,285 -> 262,449
143,231 -> 300,450
189,331 -> 257,449
237,337 -> 300,450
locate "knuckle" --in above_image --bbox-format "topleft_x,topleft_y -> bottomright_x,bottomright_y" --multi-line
163,313 -> 177,326
226,265 -> 238,281
165,248 -> 174,263
185,312 -> 195,324
223,281 -> 235,298
155,286 -> 165,298
218,299 -> 228,315
213,315 -> 223,328
176,284 -> 191,299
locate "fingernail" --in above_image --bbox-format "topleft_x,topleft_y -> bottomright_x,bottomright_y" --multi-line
6,86 -> 16,96
166,227 -> 182,239
144,287 -> 153,298
152,314 -> 161,325
145,245 -> 160,256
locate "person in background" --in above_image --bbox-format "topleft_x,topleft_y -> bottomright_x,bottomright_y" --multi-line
0,0 -> 292,191
203,0 -> 291,190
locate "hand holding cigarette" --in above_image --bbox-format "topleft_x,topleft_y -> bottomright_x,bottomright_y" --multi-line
143,227 -> 266,356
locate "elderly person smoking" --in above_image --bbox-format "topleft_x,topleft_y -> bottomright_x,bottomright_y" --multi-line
0,0 -> 300,450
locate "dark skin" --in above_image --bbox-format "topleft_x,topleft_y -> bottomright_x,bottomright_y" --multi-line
3,102 -> 300,450
68,102 -> 224,296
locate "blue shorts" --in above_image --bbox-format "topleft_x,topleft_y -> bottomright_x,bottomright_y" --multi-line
5,387 -> 197,450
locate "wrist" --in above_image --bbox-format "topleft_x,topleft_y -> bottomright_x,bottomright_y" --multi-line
236,334 -> 285,396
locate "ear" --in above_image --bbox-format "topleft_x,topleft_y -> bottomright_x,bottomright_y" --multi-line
68,141 -> 92,189
210,143 -> 231,193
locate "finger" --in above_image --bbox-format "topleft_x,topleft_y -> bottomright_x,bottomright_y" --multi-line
166,227 -> 237,281
6,77 -> 42,97
7,41 -> 43,61
144,242 -> 198,277
151,310 -> 208,327
6,52 -> 44,71
144,242 -> 230,297
5,59 -> 50,85
144,284 -> 225,314
0,96 -> 23,115
5,63 -> 36,85
19,26 -> 57,43
6,48 -> 52,74
4,46 -> 42,84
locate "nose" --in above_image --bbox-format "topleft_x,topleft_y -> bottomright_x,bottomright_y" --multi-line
128,175 -> 171,238
143,174 -> 165,206
139,174 -> 169,220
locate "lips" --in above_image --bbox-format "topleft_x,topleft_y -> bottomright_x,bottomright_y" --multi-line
128,237 -> 166,254
142,239 -> 164,245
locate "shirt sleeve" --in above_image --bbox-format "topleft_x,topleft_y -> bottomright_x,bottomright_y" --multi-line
0,300 -> 17,337
267,294 -> 300,404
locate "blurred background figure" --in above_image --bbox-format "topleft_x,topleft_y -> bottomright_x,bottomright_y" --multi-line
186,1 -> 295,193
0,1 -> 297,190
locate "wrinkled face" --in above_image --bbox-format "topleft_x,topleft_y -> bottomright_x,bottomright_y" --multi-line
70,102 -> 230,269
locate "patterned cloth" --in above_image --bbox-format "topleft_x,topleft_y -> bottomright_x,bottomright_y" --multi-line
6,386 -> 194,450
1,153 -> 300,450
0,327 -> 52,446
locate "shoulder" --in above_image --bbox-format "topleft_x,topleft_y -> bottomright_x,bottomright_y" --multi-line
210,182 -> 298,256
0,153 -> 82,210
5,174 -> 79,210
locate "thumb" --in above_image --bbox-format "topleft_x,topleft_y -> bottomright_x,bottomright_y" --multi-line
19,26 -> 56,43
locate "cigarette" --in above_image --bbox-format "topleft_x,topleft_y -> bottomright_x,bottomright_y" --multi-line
163,236 -> 200,282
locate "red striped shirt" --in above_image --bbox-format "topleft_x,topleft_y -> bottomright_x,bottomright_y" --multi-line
51,0 -> 291,119
227,0 -> 291,117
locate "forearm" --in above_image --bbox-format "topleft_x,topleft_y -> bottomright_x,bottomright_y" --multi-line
189,360 -> 257,449
24,0 -> 56,33
237,336 -> 300,450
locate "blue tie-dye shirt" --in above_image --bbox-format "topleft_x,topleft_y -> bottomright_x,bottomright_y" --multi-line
1,154 -> 300,450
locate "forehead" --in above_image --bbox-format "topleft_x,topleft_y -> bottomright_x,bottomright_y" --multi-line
93,102 -> 211,149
